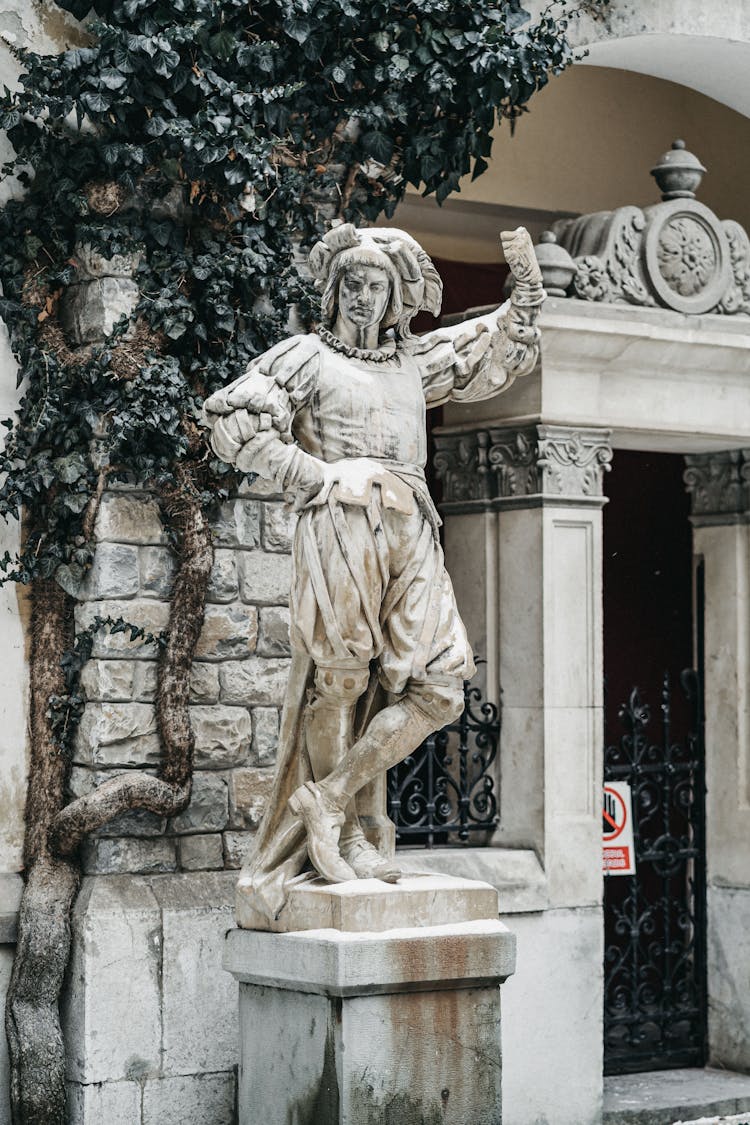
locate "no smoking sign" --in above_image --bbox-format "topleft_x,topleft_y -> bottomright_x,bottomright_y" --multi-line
603,781 -> 636,876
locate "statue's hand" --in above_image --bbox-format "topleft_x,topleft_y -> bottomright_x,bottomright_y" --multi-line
500,227 -> 543,291
204,370 -> 292,436
323,456 -> 378,486
321,458 -> 414,513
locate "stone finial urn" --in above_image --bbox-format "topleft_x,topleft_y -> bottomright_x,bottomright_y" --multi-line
532,230 -> 576,296
650,139 -> 706,200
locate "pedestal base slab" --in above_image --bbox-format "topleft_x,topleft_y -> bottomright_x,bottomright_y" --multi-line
236,871 -> 499,932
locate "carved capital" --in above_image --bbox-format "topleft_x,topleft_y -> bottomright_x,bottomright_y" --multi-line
434,425 -> 613,512
534,425 -> 614,499
433,430 -> 491,508
684,450 -> 750,524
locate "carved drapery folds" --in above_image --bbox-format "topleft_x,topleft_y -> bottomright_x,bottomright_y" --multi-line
684,449 -> 750,525
434,424 -> 613,512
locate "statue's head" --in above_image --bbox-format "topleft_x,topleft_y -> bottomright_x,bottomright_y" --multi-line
309,224 -> 442,339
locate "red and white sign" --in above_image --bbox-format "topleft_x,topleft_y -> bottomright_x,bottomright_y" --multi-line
602,781 -> 636,876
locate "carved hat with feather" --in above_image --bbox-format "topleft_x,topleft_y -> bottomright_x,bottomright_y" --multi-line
309,223 -> 443,336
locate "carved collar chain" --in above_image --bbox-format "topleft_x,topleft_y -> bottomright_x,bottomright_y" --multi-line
317,325 -> 397,364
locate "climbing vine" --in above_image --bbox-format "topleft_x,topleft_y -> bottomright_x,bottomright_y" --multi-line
0,0 -> 592,1119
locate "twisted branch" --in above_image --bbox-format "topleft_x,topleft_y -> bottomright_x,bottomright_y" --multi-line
6,464 -> 214,1123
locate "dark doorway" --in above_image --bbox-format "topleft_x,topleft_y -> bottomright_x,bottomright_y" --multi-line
602,451 -> 707,1074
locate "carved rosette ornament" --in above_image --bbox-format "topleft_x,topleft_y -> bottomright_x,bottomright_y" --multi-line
553,140 -> 749,318
644,200 -> 731,314
434,425 -> 613,512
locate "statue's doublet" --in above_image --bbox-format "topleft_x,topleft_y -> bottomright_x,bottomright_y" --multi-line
292,340 -> 427,469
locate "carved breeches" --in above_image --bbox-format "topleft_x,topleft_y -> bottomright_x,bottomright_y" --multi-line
289,493 -> 475,697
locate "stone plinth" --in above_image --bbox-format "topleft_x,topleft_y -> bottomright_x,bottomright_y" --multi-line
236,871 -> 499,932
224,877 -> 515,1125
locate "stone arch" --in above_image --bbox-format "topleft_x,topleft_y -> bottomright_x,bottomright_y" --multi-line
565,3 -> 750,116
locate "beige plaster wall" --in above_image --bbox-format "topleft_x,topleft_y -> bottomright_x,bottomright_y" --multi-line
399,65 -> 750,263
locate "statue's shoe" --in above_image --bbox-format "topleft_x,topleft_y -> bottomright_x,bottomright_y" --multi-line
340,833 -> 401,883
288,782 -> 357,883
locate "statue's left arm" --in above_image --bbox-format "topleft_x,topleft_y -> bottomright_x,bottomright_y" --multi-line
412,227 -> 545,408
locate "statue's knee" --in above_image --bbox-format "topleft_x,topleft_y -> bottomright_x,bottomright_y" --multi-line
406,681 -> 464,726
313,665 -> 369,706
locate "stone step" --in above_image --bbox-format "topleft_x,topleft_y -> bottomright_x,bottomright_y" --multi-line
603,1068 -> 750,1125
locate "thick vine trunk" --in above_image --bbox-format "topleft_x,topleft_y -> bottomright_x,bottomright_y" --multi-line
6,466 -> 214,1123
52,471 -> 213,853
6,858 -> 79,1125
5,578 -> 78,1125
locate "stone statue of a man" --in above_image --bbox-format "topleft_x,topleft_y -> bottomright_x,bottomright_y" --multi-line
204,223 -> 544,924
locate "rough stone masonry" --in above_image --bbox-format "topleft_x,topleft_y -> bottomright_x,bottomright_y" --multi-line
71,474 -> 297,877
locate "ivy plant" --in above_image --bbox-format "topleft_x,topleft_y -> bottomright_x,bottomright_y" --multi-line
0,1 -> 594,1119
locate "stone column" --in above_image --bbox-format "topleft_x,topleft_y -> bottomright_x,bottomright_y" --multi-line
435,423 -> 611,1125
435,423 -> 612,908
684,449 -> 750,1071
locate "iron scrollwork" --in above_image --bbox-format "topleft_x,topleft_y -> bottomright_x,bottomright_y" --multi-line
603,669 -> 707,1074
387,677 -> 500,847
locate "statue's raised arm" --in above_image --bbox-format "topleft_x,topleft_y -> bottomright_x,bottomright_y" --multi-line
408,225 -> 545,409
202,224 -> 544,927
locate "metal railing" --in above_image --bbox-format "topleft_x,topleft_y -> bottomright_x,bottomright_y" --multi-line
387,678 -> 500,847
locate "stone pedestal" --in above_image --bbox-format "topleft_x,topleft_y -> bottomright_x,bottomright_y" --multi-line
223,876 -> 515,1125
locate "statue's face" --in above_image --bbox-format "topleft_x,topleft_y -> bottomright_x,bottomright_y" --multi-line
337,265 -> 391,331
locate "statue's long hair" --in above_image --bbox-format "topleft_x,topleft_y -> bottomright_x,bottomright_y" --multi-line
309,223 -> 443,339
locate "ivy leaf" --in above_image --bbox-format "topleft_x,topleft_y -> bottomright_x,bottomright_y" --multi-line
153,49 -> 180,78
102,143 -> 123,164
52,453 -> 87,484
150,221 -> 173,247
209,31 -> 236,60
80,90 -> 111,113
63,493 -> 89,513
361,131 -> 394,165
506,3 -> 532,31
99,67 -> 127,91
55,562 -> 84,597
286,18 -> 311,44
471,155 -> 489,180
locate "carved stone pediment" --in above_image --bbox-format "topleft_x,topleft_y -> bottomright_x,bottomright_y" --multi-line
549,140 -> 750,318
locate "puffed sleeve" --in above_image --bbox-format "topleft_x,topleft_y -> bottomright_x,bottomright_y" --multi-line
203,334 -> 325,500
410,289 -> 544,409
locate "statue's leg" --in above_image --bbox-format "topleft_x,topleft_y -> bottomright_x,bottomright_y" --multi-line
326,680 -> 463,805
305,666 -> 366,781
296,664 -> 367,883
301,665 -> 399,881
289,680 -> 464,878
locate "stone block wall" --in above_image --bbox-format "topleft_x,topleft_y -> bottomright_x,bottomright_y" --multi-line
71,479 -> 297,878
62,871 -> 239,1123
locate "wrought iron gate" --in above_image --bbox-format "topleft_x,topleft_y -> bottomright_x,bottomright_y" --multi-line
603,668 -> 707,1074
387,678 -> 500,847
